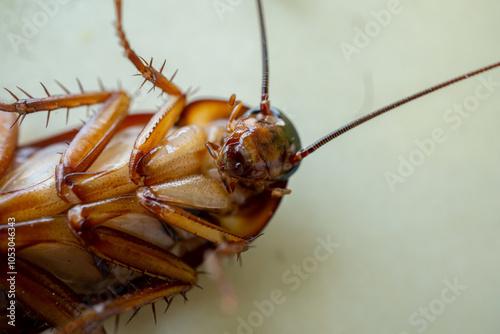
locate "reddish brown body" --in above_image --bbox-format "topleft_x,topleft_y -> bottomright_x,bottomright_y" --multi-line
0,1 -> 291,333
1,1 -> 500,334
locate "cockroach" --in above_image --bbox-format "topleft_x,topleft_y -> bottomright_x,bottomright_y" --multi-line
1,1 -> 500,334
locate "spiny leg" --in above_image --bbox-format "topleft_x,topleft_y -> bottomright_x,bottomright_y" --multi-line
135,175 -> 258,313
0,214 -> 190,333
114,0 -> 195,185
129,94 -> 186,185
0,86 -> 113,127
0,258 -> 93,334
61,115 -> 206,204
54,91 -> 130,202
114,0 -> 182,96
68,196 -> 198,284
62,162 -> 137,203
136,185 -> 250,252
21,114 -> 151,205
0,89 -> 131,222
58,281 -> 192,334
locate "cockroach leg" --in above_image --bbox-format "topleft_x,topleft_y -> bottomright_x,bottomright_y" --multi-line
68,196 -> 198,284
129,94 -> 187,185
0,90 -> 131,219
136,186 -> 249,251
0,91 -> 115,184
1,216 -> 107,297
0,90 -> 113,124
0,218 -> 105,332
114,0 -> 182,97
63,122 -> 210,203
138,175 -> 233,211
0,111 -> 18,178
58,281 -> 192,334
114,0 -> 196,186
0,258 -> 91,334
67,195 -> 152,230
63,163 -> 138,203
77,226 -> 197,283
56,91 -> 130,202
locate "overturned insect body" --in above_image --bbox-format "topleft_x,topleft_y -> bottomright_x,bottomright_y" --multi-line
0,1 -> 499,333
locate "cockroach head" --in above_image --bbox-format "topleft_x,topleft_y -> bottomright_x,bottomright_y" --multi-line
206,106 -> 301,193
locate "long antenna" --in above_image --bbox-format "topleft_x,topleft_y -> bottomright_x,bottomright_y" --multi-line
290,61 -> 500,165
256,0 -> 271,115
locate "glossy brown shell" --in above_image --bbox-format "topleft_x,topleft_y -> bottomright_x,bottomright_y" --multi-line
0,98 -> 286,333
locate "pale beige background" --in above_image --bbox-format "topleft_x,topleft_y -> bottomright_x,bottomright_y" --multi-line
1,0 -> 500,333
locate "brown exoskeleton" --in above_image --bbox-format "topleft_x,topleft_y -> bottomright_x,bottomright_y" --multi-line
0,0 -> 500,334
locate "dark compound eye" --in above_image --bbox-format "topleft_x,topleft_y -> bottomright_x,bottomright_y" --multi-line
221,145 -> 250,177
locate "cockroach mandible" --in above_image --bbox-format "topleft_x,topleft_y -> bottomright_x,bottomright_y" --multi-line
2,2 -> 495,332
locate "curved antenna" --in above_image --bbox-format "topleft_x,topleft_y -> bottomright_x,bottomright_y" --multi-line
256,0 -> 271,115
290,61 -> 500,165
